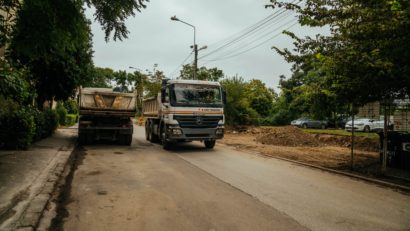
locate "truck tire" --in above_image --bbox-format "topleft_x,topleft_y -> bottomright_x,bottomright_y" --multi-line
150,123 -> 160,143
145,122 -> 151,141
80,133 -> 93,145
118,134 -> 132,145
363,125 -> 370,132
151,133 -> 160,143
160,126 -> 171,150
204,140 -> 216,149
124,134 -> 133,146
78,133 -> 86,145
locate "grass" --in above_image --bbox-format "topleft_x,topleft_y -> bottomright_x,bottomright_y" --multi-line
303,129 -> 380,139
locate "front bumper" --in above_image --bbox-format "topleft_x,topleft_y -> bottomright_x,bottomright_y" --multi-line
166,126 -> 224,141
345,125 -> 364,131
79,127 -> 133,135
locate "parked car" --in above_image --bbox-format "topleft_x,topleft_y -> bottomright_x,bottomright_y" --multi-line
344,118 -> 388,132
327,116 -> 352,129
291,117 -> 327,129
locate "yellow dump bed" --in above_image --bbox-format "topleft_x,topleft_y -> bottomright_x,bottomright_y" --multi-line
79,88 -> 136,117
142,96 -> 160,118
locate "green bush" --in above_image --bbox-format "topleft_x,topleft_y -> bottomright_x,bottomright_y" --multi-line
65,114 -> 78,126
64,100 -> 78,114
32,108 -> 45,141
0,100 -> 35,149
56,101 -> 67,125
270,109 -> 296,126
43,109 -> 58,136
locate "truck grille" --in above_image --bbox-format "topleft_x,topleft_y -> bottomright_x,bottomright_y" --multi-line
174,115 -> 222,128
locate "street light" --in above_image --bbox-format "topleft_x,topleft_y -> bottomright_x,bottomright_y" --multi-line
171,15 -> 206,80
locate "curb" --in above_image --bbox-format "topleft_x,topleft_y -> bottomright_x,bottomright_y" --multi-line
268,155 -> 410,193
13,137 -> 76,231
221,144 -> 410,193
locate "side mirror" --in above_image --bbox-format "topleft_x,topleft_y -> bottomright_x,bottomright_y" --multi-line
161,88 -> 166,103
222,89 -> 227,105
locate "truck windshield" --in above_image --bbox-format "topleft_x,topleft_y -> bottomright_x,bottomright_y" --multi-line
171,84 -> 223,107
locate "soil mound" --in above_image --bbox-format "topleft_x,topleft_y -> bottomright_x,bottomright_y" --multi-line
316,134 -> 379,152
255,126 -> 322,147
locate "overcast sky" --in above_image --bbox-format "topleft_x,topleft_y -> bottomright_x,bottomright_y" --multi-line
86,0 -> 325,91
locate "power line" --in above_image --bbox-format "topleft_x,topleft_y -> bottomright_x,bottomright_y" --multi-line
200,0 -> 299,60
169,52 -> 193,78
205,13 -> 278,49
202,13 -> 294,61
202,21 -> 299,65
199,10 -> 288,60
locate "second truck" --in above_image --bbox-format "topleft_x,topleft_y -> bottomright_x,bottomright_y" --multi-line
78,87 -> 136,145
143,79 -> 225,149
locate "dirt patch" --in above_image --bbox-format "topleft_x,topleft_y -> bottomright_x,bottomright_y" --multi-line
315,134 -> 379,152
255,126 -> 322,147
227,126 -> 379,152
223,126 -> 380,173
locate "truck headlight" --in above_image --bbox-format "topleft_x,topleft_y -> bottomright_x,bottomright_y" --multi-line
172,128 -> 183,135
216,128 -> 224,135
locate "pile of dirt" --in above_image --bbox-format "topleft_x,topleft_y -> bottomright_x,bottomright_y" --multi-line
255,126 -> 322,147
226,126 -> 380,151
315,134 -> 379,152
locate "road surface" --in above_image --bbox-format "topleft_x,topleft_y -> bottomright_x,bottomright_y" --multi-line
61,126 -> 410,231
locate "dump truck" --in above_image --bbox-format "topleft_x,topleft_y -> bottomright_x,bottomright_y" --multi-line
143,79 -> 225,149
78,88 -> 136,145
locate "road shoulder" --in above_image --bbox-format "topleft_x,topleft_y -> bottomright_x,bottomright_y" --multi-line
0,128 -> 76,231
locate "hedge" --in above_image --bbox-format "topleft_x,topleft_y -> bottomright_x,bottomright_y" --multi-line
0,99 -> 59,149
65,114 -> 78,126
0,102 -> 35,149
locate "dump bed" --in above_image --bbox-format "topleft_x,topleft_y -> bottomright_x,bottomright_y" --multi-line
79,88 -> 136,117
143,96 -> 160,118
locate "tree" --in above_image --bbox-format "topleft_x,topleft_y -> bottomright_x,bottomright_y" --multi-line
84,67 -> 114,88
245,79 -> 275,117
9,0 -> 94,107
268,0 -> 410,105
144,70 -> 165,98
221,76 -> 259,125
179,65 -> 224,81
0,0 -> 20,48
7,0 -> 149,107
85,0 -> 148,41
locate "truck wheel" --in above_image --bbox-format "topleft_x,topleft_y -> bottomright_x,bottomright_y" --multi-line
151,133 -> 160,143
118,134 -> 132,145
124,134 -> 133,146
204,140 -> 216,149
150,124 -> 160,143
161,126 -> 171,150
86,133 -> 93,145
145,123 -> 151,141
363,125 -> 370,132
78,133 -> 86,145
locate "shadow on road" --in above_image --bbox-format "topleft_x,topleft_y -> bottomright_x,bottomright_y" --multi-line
161,142 -> 217,154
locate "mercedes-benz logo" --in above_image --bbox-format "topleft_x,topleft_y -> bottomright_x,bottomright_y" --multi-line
196,116 -> 202,125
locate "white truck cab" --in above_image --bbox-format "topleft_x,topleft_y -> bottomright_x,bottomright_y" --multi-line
143,79 -> 226,149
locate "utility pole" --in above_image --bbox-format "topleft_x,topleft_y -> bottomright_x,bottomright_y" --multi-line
194,44 -> 198,80
171,15 -> 207,80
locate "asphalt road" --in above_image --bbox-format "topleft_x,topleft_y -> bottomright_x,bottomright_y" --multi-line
62,126 -> 410,231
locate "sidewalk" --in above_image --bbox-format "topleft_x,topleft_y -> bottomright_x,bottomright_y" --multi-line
0,127 -> 77,231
